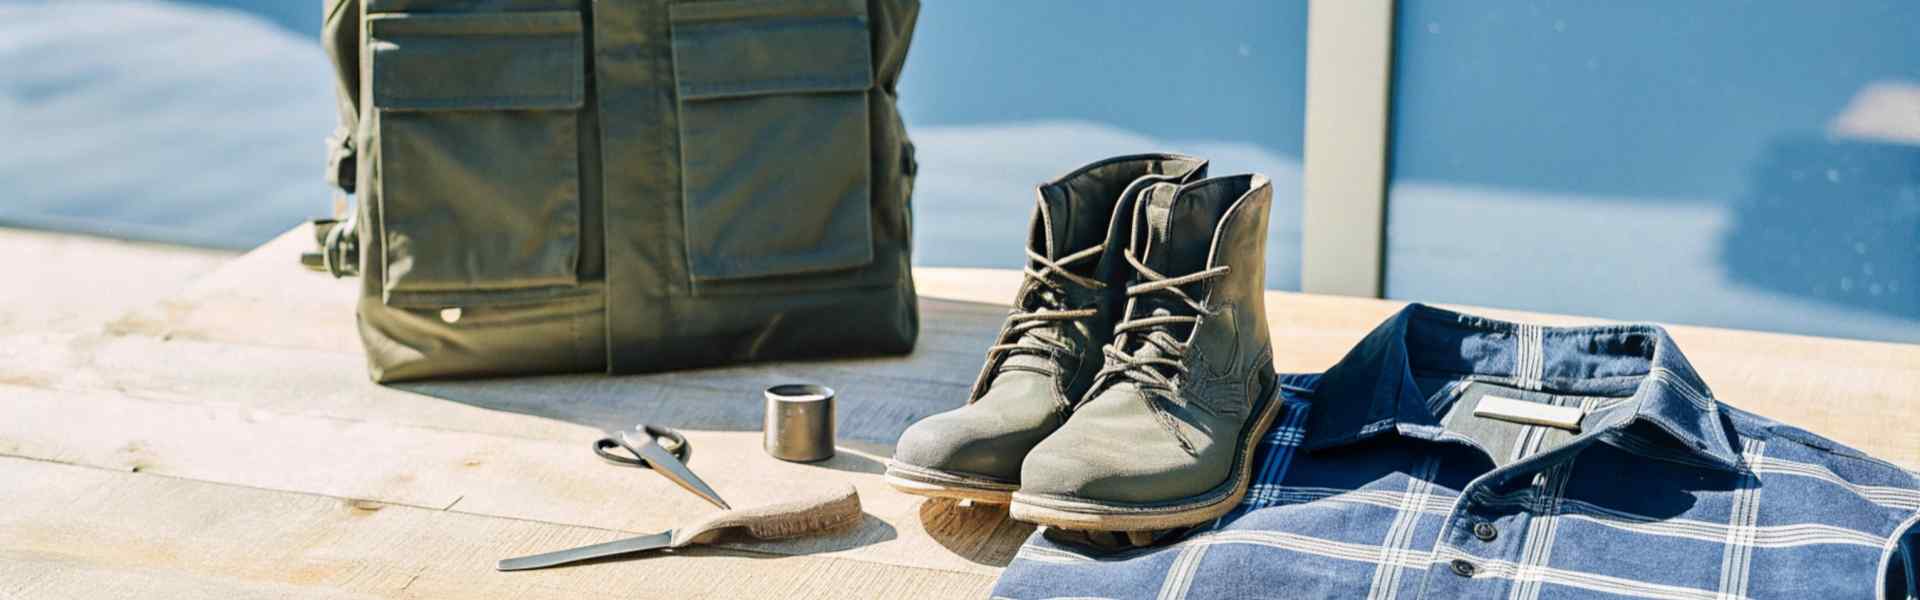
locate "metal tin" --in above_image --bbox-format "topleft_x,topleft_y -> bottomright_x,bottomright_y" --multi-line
763,384 -> 835,462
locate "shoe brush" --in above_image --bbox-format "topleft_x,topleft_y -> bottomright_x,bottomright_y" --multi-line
498,483 -> 862,571
672,482 -> 864,546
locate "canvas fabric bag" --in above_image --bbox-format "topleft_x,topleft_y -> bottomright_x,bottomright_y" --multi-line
321,0 -> 922,382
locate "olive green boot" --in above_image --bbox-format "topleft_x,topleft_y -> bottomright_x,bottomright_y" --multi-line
886,154 -> 1208,503
1010,174 -> 1279,529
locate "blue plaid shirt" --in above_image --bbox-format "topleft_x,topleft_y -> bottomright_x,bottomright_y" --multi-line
994,304 -> 1920,600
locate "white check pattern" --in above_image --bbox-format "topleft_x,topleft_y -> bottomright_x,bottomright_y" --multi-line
996,386 -> 1920,600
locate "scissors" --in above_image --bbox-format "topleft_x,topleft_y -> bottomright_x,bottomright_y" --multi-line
592,424 -> 731,510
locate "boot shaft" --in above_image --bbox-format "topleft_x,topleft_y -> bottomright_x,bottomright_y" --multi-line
1031,154 -> 1210,273
1128,174 -> 1272,317
970,154 -> 1209,401
1102,174 -> 1276,407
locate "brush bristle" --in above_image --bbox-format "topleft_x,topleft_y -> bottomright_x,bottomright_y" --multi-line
744,491 -> 862,539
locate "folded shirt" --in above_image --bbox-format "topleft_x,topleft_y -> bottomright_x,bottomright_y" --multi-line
993,303 -> 1920,600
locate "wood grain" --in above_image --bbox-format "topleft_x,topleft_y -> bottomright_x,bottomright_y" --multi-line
0,382 -> 1022,576
0,456 -> 992,599
0,227 -> 228,337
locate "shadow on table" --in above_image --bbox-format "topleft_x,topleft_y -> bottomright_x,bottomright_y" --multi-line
916,499 -> 1034,568
395,298 -> 1004,450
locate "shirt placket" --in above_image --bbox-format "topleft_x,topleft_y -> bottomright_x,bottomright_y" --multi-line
1414,444 -> 1582,599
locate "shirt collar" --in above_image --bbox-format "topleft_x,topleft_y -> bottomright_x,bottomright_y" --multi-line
1302,303 -> 1742,471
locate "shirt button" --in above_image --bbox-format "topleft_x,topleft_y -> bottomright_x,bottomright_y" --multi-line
1450,559 -> 1477,578
1472,521 -> 1498,542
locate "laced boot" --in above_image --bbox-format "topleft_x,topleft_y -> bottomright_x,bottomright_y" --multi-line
887,154 -> 1208,503
1011,174 -> 1278,529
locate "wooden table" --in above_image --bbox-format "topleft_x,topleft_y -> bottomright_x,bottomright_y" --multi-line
2,225 -> 1915,599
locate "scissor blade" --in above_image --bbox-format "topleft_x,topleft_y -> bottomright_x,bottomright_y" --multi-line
625,431 -> 732,510
497,530 -> 675,571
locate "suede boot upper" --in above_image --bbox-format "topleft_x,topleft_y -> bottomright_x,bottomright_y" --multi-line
891,155 -> 1207,484
1019,174 -> 1279,505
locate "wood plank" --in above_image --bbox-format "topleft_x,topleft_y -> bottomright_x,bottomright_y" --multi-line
0,382 -> 1029,577
0,456 -> 993,599
1,555 -> 383,600
103,225 -> 361,353
0,233 -> 1031,577
0,227 -> 229,337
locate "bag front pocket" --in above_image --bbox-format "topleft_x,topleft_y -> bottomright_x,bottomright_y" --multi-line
670,0 -> 876,286
368,11 -> 585,306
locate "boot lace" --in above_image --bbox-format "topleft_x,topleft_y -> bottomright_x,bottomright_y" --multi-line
1090,251 -> 1230,398
984,245 -> 1107,377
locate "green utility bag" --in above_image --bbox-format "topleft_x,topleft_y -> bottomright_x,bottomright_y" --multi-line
321,0 -> 921,382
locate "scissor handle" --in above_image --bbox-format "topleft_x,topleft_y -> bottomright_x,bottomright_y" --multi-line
592,424 -> 691,468
639,424 -> 690,459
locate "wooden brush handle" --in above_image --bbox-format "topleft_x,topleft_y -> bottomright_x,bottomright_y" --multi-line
670,483 -> 862,547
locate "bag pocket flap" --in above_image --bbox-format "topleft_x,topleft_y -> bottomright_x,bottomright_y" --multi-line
669,0 -> 874,101
369,11 -> 584,112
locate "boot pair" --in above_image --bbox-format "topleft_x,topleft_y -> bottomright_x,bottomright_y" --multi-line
886,154 -> 1281,531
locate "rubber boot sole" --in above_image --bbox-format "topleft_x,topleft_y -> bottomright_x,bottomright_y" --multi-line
884,461 -> 1019,504
1007,380 -> 1285,531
